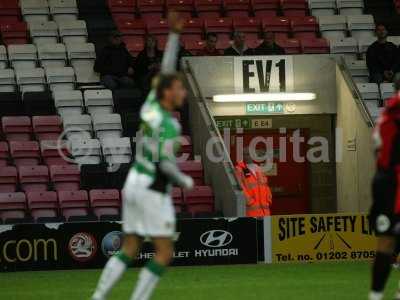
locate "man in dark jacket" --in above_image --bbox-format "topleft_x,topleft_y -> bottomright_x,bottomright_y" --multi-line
224,31 -> 254,56
94,31 -> 135,90
254,32 -> 285,55
366,24 -> 400,84
198,33 -> 222,56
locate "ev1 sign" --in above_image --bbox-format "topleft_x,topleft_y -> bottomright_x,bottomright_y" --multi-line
234,56 -> 294,94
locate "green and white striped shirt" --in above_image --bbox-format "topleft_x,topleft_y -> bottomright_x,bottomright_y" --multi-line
133,90 -> 182,192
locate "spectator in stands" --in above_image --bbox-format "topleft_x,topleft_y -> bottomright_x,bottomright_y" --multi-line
134,35 -> 163,92
254,32 -> 285,55
224,31 -> 254,56
198,33 -> 221,56
366,24 -> 400,84
94,31 -> 135,90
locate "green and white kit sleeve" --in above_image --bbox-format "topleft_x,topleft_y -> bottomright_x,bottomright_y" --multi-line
161,32 -> 180,74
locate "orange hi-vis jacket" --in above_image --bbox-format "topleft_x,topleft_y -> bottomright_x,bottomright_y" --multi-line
235,161 -> 272,217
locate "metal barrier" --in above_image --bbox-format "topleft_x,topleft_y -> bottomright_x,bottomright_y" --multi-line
339,56 -> 375,128
182,59 -> 246,217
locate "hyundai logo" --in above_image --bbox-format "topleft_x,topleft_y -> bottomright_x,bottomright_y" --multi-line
200,230 -> 233,248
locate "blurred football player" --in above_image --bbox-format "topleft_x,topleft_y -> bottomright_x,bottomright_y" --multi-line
369,78 -> 400,300
92,12 -> 193,300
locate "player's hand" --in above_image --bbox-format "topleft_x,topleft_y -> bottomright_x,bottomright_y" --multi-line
181,175 -> 194,190
168,11 -> 185,33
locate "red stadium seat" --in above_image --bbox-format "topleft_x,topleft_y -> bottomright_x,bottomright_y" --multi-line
172,187 -> 184,212
115,17 -> 146,37
138,0 -> 165,21
182,18 -> 204,40
0,0 -> 21,23
123,37 -> 145,56
252,0 -> 279,17
2,116 -> 32,141
178,161 -> 204,185
281,0 -> 308,16
178,135 -> 193,158
204,17 -> 233,42
233,17 -> 261,41
0,192 -> 26,222
184,185 -> 214,214
32,116 -> 63,141
58,190 -> 90,221
40,140 -> 70,166
300,37 -> 329,54
291,16 -> 318,39
27,191 -> 58,221
9,141 -> 40,166
89,189 -> 120,219
185,39 -> 206,54
18,165 -> 49,192
108,0 -> 136,18
216,38 -> 231,50
276,37 -> 301,54
194,0 -> 222,18
146,18 -> 170,39
0,142 -> 9,166
0,22 -> 28,45
262,17 -> 291,39
166,0 -> 194,19
223,0 -> 251,17
0,166 -> 17,192
182,38 -> 206,55
50,165 -> 80,191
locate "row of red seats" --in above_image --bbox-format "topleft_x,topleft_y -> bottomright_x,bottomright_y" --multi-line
108,0 -> 309,19
0,159 -> 206,190
117,16 -> 319,42
0,140 -> 69,167
0,186 -> 215,223
0,189 -> 120,222
0,165 -> 80,192
172,186 -> 214,214
0,0 -> 20,23
1,116 -> 63,142
125,35 -> 329,55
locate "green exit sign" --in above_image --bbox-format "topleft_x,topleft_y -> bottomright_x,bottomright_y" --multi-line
245,103 -> 284,114
215,118 -> 251,129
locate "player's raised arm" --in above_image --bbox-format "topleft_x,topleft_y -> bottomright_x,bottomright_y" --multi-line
160,11 -> 184,74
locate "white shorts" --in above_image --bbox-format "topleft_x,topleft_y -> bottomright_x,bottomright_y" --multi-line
122,169 -> 176,237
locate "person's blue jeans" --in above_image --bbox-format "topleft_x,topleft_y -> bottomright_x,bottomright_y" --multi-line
101,75 -> 135,90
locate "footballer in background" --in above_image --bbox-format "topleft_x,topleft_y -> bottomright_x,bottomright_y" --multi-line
92,11 -> 194,300
369,77 -> 400,300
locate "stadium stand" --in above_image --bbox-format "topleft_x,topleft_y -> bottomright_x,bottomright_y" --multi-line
0,0 -> 398,225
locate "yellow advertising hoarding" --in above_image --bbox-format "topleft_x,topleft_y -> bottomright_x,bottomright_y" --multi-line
271,213 -> 377,263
